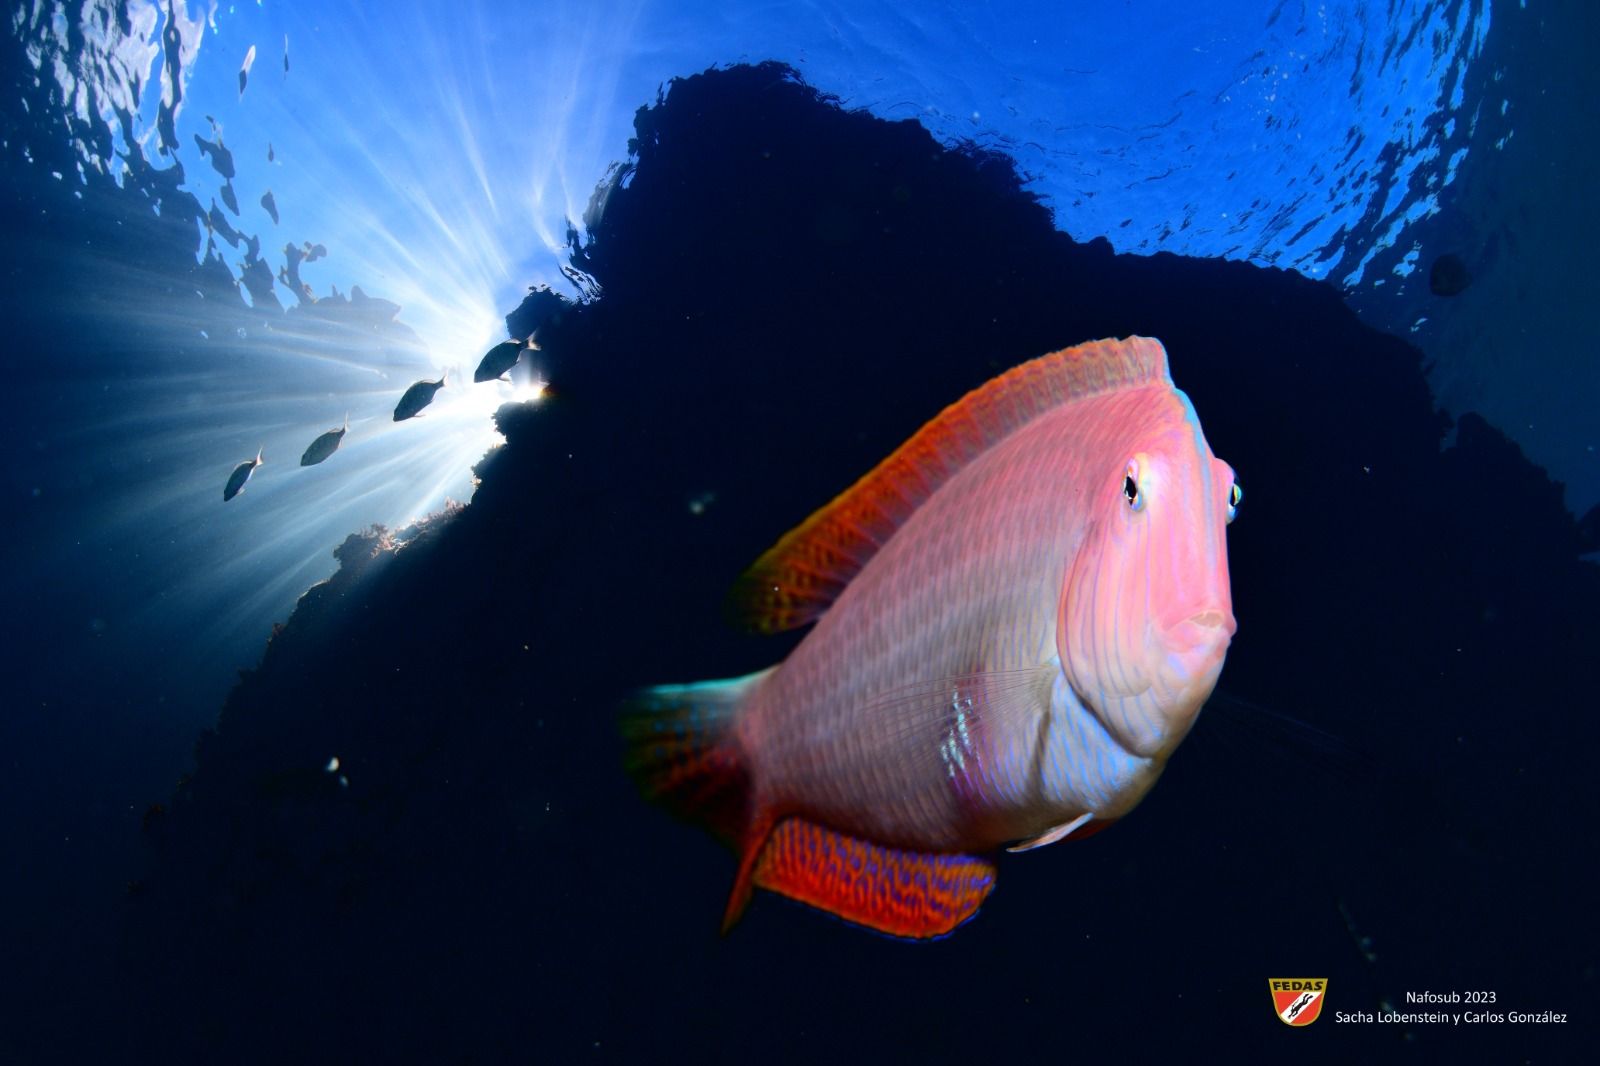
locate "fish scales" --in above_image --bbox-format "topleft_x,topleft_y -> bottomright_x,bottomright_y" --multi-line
624,336 -> 1238,937
746,387 -> 1173,851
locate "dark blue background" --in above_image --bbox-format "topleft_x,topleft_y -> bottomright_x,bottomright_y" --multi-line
3,5 -> 1597,1064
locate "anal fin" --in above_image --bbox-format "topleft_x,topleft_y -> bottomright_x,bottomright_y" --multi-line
752,818 -> 995,939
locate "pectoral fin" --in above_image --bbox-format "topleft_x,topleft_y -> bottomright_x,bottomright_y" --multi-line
1005,811 -> 1094,853
851,666 -> 1057,791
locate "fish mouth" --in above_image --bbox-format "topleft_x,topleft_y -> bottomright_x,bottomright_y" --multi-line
1060,610 -> 1237,760
1163,608 -> 1237,654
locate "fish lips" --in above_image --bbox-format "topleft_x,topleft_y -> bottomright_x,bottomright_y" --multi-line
1067,610 -> 1236,759
1161,609 -> 1235,686
1151,609 -> 1235,740
1164,608 -> 1235,656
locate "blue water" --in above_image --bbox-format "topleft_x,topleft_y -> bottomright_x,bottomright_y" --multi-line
2,1 -> 1596,1062
6,1 -> 1584,685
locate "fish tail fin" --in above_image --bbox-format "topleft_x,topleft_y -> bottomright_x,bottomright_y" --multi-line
343,410 -> 349,430
621,667 -> 772,845
621,668 -> 996,938
255,446 -> 263,464
622,667 -> 777,929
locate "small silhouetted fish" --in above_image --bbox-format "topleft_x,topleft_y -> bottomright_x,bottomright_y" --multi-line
239,44 -> 256,97
267,141 -> 276,163
394,372 -> 447,421
300,414 -> 348,466
283,34 -> 290,75
473,339 -> 530,382
1429,253 -> 1471,297
261,189 -> 279,224
224,448 -> 263,501
220,182 -> 239,216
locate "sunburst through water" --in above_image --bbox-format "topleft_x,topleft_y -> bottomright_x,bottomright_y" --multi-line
12,0 -> 1527,688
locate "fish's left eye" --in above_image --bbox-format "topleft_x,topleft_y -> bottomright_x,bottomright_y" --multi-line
1123,461 -> 1144,512
1226,481 -> 1243,524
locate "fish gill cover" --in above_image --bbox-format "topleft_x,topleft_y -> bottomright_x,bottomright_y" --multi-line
113,63 -> 1600,1064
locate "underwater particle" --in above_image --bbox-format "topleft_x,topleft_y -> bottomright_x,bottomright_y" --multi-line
688,490 -> 717,515
1338,898 -> 1379,962
393,372 -> 447,421
299,414 -> 348,466
326,757 -> 340,773
223,448 -> 263,501
1429,252 -> 1471,296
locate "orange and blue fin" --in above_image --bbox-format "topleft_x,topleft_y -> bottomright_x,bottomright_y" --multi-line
752,818 -> 997,939
620,668 -> 773,847
730,337 -> 1172,633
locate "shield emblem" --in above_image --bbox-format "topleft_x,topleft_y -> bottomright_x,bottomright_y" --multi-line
1269,979 -> 1327,1026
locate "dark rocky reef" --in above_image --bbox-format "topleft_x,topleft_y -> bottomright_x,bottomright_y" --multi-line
120,63 -> 1598,1064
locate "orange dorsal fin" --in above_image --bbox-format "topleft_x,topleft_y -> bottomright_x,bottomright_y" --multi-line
752,818 -> 997,939
730,336 -> 1172,633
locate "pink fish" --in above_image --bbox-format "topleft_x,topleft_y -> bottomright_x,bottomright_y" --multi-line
623,336 -> 1240,938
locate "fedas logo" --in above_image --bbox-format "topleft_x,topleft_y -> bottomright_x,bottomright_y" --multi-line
1270,978 -> 1328,1027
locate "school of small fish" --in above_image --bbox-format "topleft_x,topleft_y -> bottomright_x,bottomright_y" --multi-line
218,38 -> 540,502
220,338 -> 538,500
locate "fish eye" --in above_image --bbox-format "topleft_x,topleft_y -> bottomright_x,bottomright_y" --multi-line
1123,461 -> 1144,512
1227,480 -> 1243,523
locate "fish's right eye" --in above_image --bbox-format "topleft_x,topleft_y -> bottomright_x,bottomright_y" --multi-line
1122,461 -> 1143,511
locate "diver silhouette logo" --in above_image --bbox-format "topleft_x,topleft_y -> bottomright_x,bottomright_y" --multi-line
1269,978 -> 1327,1026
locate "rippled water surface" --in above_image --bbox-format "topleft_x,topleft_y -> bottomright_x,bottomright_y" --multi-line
2,2 -> 1595,1062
